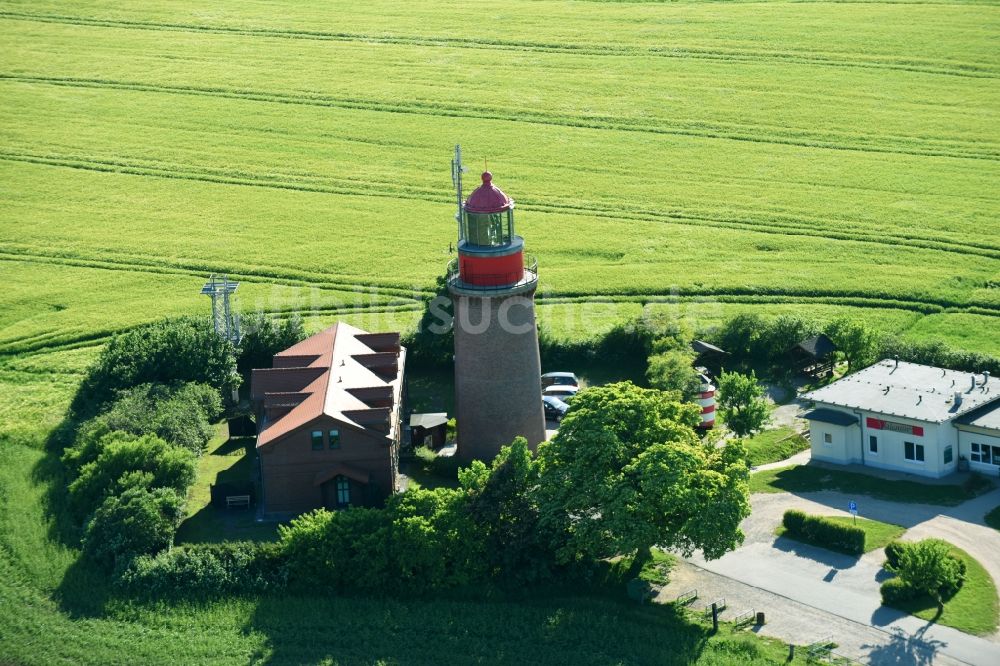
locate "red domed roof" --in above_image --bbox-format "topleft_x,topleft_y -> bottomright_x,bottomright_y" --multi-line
464,171 -> 512,214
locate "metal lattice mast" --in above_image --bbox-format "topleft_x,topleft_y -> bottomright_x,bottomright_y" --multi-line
201,275 -> 241,345
201,275 -> 242,403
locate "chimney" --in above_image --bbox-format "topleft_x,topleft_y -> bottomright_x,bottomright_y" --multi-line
954,391 -> 963,407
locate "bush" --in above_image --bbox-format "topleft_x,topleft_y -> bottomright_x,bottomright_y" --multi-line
884,540 -> 907,569
880,576 -> 917,606
717,370 -> 770,437
279,487 -> 486,594
884,538 -> 966,605
119,541 -> 286,597
646,349 -> 701,399
96,383 -> 220,454
72,316 -> 238,416
83,487 -> 185,571
68,433 -> 197,520
781,510 -> 865,555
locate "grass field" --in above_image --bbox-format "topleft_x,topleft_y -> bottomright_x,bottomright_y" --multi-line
776,515 -> 906,554
1,0 -> 999,662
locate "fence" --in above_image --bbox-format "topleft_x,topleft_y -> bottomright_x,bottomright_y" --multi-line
675,588 -> 698,605
733,609 -> 755,627
702,598 -> 726,617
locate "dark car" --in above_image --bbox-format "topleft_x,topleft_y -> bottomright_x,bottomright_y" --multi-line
542,395 -> 569,422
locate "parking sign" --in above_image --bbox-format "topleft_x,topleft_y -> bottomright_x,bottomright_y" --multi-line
849,500 -> 857,514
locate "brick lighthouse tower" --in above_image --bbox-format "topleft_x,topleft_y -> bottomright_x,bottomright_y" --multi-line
447,149 -> 546,462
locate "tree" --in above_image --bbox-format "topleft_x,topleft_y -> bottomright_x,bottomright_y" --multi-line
83,486 -> 185,570
68,433 -> 197,520
535,382 -> 751,569
646,349 -> 702,400
827,318 -> 881,372
72,316 -> 237,416
459,438 -> 557,583
237,312 -> 306,376
886,539 -> 965,609
717,370 -> 770,437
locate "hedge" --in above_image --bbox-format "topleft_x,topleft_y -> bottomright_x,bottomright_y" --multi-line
118,541 -> 286,598
781,510 -> 865,555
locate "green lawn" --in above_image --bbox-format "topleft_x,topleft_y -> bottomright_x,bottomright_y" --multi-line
750,465 -> 995,505
986,505 -> 1000,532
887,545 -> 1000,636
743,427 -> 810,467
175,426 -> 279,545
776,515 -> 905,554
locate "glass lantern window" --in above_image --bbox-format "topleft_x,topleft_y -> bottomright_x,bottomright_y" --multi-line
462,210 -> 512,246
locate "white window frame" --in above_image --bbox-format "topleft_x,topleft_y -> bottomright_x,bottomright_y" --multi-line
904,440 -> 925,464
823,432 -> 833,447
868,435 -> 878,455
943,445 -> 953,465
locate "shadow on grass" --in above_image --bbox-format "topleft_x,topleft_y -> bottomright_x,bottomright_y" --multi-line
244,589 -> 713,666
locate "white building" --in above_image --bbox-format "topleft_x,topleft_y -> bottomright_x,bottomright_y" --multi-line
803,359 -> 999,479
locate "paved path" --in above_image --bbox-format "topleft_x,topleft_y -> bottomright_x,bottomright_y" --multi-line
680,489 -> 1000,665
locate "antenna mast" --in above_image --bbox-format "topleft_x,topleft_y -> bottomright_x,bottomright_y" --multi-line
451,144 -> 465,236
201,275 -> 242,403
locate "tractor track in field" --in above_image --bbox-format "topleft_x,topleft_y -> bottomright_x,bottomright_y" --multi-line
3,147 -> 999,262
1,11 -> 997,80
2,74 -> 997,162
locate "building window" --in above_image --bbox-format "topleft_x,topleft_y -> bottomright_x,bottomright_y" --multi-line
329,429 -> 341,449
904,441 -> 924,463
944,445 -> 953,465
869,435 -> 878,454
971,442 -> 1000,466
336,476 -> 350,505
311,430 -> 324,451
823,432 -> 832,446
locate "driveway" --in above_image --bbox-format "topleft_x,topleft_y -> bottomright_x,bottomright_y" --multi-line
680,489 -> 1000,665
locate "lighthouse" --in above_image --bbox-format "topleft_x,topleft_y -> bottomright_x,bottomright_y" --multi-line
447,150 -> 546,462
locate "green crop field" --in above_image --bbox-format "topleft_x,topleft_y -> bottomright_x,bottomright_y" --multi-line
1,0 -> 998,662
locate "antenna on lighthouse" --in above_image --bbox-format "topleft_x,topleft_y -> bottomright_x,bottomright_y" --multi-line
451,144 -> 465,235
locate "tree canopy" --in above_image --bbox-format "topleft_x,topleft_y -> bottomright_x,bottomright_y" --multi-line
535,382 -> 751,565
717,370 -> 770,437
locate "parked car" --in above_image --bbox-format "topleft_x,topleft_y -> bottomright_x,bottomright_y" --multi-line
543,385 -> 579,402
541,371 -> 580,390
542,395 -> 569,421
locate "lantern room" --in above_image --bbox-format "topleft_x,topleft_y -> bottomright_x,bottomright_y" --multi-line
455,171 -> 533,289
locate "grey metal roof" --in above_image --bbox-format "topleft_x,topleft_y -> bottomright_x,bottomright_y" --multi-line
804,408 -> 859,427
409,412 -> 448,429
692,339 -> 727,355
793,334 -> 837,359
954,401 -> 1000,432
802,359 -> 1000,424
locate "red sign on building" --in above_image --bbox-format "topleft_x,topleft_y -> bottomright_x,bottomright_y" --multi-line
866,417 -> 924,437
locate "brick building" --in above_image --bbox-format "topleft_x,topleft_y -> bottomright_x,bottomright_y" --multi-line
251,322 -> 405,514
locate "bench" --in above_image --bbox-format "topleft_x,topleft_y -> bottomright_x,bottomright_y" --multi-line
226,495 -> 251,509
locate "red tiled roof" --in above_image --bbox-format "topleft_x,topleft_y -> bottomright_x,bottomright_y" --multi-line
252,323 -> 405,449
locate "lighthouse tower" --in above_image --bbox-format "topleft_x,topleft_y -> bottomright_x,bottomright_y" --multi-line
447,158 -> 546,462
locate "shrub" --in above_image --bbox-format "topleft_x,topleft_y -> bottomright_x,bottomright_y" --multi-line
72,316 -> 237,416
119,541 -> 286,597
884,540 -> 907,569
95,382 -> 221,454
68,434 -> 197,520
781,510 -> 865,555
279,487 -> 487,594
884,538 -> 966,605
83,487 -> 185,571
880,577 -> 917,606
